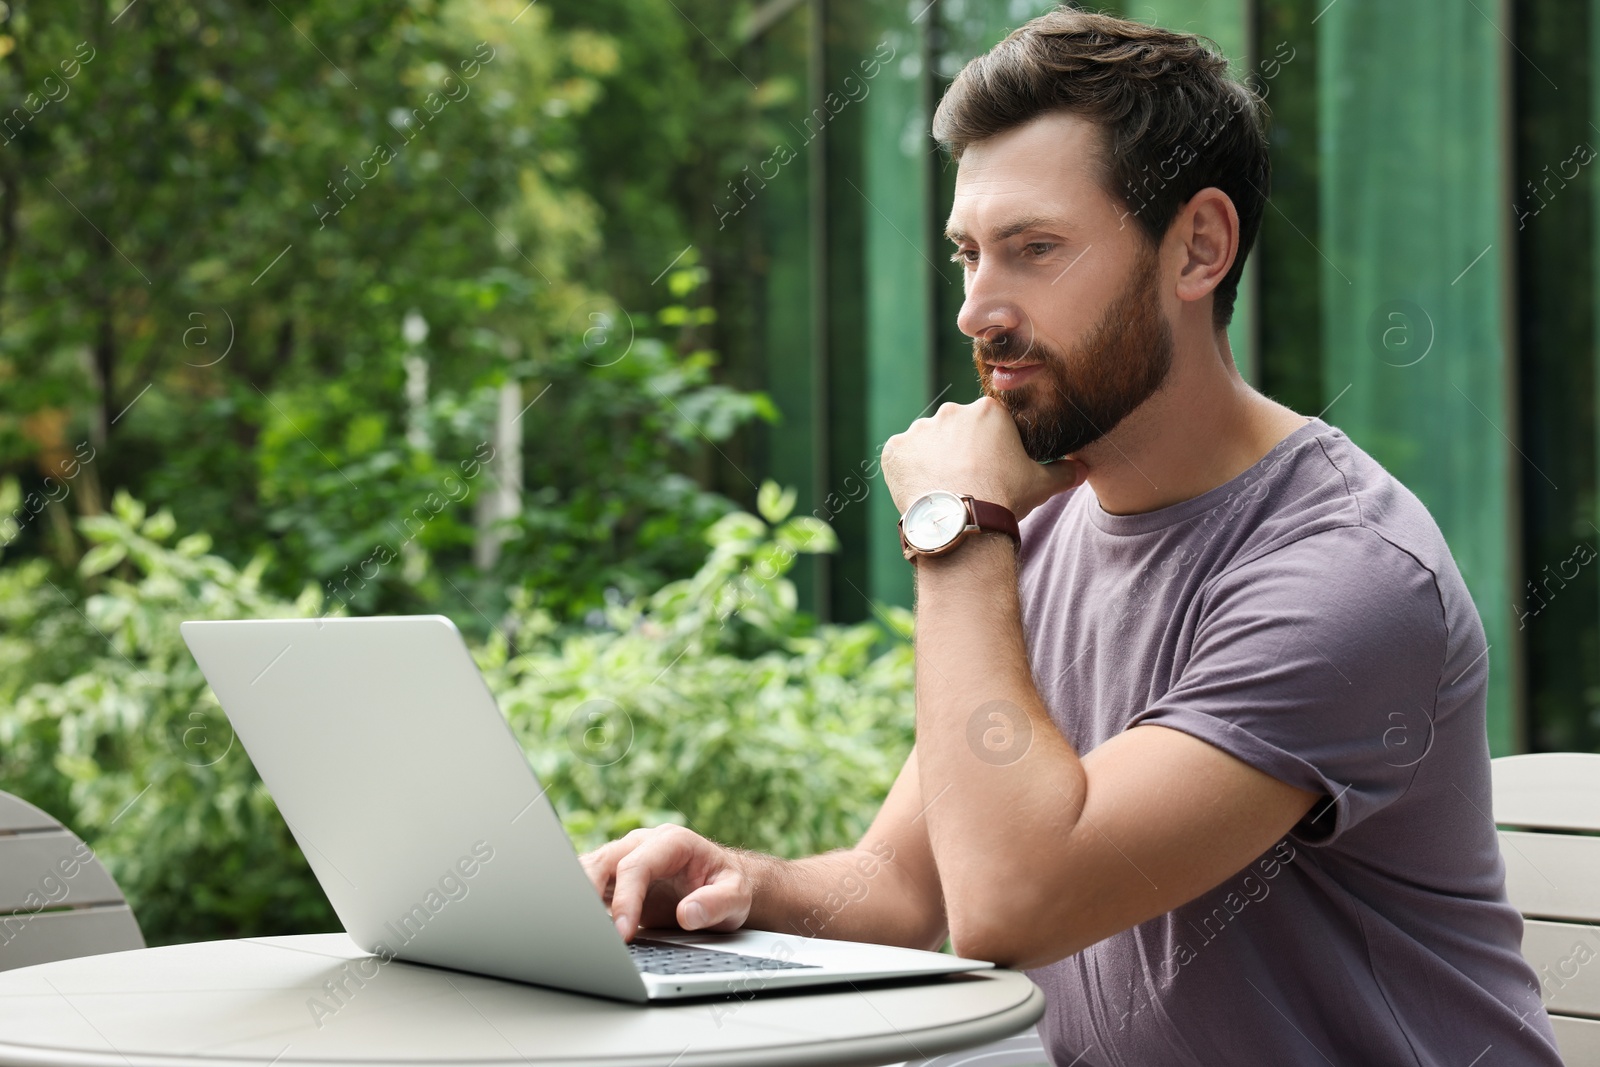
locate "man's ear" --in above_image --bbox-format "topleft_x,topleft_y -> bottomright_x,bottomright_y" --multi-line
1171,187 -> 1240,309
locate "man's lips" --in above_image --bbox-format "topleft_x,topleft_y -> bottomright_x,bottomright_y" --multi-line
985,361 -> 1042,389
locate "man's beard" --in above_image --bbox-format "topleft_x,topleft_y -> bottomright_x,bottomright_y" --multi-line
974,245 -> 1175,461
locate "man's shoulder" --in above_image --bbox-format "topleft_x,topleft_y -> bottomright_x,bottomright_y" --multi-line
1214,523 -> 1446,633
1230,424 -> 1456,588
1202,431 -> 1466,662
1019,420 -> 1463,603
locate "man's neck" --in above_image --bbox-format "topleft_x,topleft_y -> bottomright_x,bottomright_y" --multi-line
1074,339 -> 1310,517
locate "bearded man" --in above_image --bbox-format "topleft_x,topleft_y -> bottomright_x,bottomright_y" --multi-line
580,8 -> 1563,1064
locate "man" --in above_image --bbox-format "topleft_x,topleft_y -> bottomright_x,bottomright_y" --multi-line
581,8 -> 1563,1064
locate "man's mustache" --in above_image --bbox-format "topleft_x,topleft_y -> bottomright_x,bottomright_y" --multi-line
974,331 -> 1052,367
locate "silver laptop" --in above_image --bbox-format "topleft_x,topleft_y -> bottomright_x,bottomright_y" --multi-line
180,615 -> 991,1002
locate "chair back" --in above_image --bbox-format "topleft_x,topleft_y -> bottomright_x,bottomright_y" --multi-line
0,791 -> 145,971
1493,752 -> 1600,1065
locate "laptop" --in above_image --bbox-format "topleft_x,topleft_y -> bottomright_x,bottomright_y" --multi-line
179,615 -> 991,1002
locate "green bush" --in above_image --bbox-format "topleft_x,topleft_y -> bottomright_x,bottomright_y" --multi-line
488,481 -> 916,857
0,486 -> 915,945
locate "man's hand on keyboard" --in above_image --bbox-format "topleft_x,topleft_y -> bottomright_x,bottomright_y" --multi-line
578,825 -> 753,943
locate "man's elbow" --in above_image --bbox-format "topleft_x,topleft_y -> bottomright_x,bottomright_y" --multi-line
946,891 -> 1088,969
948,900 -> 1036,968
948,912 -> 1012,966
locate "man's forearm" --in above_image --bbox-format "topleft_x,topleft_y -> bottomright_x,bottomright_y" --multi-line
737,846 -> 946,950
912,534 -> 1088,958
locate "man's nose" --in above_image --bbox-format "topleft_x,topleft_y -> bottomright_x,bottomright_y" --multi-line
957,288 -> 1023,342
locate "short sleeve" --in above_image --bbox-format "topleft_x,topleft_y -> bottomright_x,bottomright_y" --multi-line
1126,525 -> 1448,845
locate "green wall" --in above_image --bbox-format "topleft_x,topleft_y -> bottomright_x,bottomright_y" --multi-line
1318,0 -> 1516,754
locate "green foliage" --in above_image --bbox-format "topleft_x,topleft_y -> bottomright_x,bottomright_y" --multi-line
0,0 -> 898,950
0,493 -> 914,944
493,325 -> 778,622
0,0 -> 771,635
485,486 -> 905,858
0,491 -> 333,942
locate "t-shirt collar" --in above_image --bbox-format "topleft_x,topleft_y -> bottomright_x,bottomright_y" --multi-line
1086,417 -> 1332,536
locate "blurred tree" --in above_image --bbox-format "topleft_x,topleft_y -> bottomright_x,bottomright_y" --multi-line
543,0 -> 771,502
0,0 -> 772,629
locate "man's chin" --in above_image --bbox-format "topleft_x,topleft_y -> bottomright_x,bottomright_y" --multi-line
1023,426 -> 1101,463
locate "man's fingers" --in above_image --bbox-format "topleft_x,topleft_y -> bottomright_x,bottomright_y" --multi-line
577,849 -> 618,903
678,866 -> 752,932
609,831 -> 698,941
583,827 -> 750,941
577,829 -> 649,900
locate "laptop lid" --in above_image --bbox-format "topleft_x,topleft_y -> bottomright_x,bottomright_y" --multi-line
180,615 -> 651,1002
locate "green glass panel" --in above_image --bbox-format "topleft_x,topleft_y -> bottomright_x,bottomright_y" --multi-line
861,5 -> 932,612
756,3 -> 820,614
820,1 -> 871,620
1255,0 -> 1322,417
1319,0 -> 1517,754
1500,0 -> 1598,755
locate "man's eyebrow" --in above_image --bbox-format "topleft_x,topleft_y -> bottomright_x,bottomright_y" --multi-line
944,215 -> 1073,244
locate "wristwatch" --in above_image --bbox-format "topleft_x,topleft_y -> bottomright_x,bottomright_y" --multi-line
898,491 -> 1020,562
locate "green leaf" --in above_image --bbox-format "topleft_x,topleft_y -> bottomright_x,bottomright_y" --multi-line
79,515 -> 125,543
142,509 -> 178,542
175,533 -> 213,558
777,516 -> 837,555
705,511 -> 766,548
749,392 -> 780,424
79,542 -> 128,577
111,490 -> 146,529
756,481 -> 796,525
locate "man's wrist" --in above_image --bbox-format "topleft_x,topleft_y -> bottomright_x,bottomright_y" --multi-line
731,847 -> 782,925
914,529 -> 1017,572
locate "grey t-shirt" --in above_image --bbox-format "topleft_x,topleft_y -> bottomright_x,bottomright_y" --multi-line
1015,417 -> 1562,1066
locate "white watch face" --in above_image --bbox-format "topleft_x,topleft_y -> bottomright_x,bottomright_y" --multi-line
903,491 -> 970,552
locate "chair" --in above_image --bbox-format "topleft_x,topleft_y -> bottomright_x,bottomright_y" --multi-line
0,791 -> 145,971
1493,752 -> 1600,1065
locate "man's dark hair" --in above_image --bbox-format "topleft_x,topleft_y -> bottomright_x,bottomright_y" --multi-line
932,7 -> 1270,331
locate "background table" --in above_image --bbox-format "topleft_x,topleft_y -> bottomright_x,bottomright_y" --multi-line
0,934 -> 1045,1067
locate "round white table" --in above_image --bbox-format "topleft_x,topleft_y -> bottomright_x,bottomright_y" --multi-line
0,934 -> 1045,1067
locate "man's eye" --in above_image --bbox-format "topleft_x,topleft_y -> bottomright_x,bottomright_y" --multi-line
950,249 -> 979,265
1026,242 -> 1054,257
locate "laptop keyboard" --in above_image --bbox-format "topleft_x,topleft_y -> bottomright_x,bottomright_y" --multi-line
627,938 -> 821,976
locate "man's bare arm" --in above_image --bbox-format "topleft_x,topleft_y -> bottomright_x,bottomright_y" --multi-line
740,746 -> 946,949
911,534 -> 1319,969
580,747 -> 948,950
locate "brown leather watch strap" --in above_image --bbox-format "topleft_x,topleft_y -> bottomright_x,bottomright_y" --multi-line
967,497 -> 1021,547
